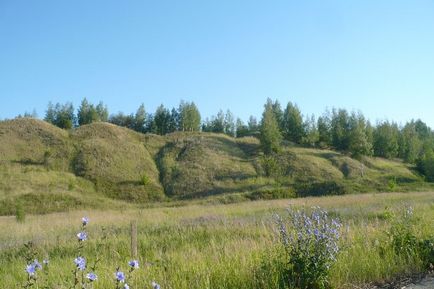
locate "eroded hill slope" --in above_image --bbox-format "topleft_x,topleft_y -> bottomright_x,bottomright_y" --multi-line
0,118 -> 430,214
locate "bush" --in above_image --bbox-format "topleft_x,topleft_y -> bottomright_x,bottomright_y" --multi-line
295,181 -> 347,197
387,206 -> 434,269
15,203 -> 25,223
387,176 -> 397,191
388,207 -> 417,258
260,155 -> 281,177
247,187 -> 295,200
257,153 -> 294,178
275,207 -> 341,289
142,174 -> 150,186
418,238 -> 434,269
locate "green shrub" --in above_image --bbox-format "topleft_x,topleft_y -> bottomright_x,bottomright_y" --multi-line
142,174 -> 150,186
260,155 -> 281,177
296,181 -> 347,197
15,203 -> 25,223
387,206 -> 434,269
275,208 -> 342,289
418,238 -> 434,268
388,207 -> 417,258
387,177 -> 397,191
247,187 -> 295,200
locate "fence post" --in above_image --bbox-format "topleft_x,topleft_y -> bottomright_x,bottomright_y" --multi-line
131,220 -> 137,259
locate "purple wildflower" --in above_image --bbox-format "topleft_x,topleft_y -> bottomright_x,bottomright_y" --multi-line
86,272 -> 98,282
123,284 -> 130,289
277,207 -> 342,286
33,259 -> 42,270
26,264 -> 36,276
115,271 -> 125,283
82,217 -> 89,226
74,256 -> 86,271
77,231 -> 87,241
128,260 -> 139,269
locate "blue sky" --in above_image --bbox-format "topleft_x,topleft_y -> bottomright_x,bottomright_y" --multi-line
1,0 -> 434,126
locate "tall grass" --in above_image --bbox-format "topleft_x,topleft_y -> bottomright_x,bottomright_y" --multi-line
0,192 -> 433,288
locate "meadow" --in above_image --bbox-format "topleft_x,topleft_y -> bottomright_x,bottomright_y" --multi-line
0,192 -> 433,289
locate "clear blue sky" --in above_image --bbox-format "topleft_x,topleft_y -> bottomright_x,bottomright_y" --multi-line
1,0 -> 434,126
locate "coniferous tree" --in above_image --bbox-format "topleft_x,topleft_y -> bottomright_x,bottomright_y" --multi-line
77,98 -> 90,126
168,108 -> 179,133
330,108 -> 351,151
303,114 -> 319,147
260,99 -> 282,154
224,110 -> 236,137
44,102 -> 56,124
77,98 -> 97,125
271,100 -> 284,130
317,115 -> 331,148
414,119 -> 430,139
45,102 -> 75,129
282,102 -> 304,143
153,104 -> 171,135
77,98 -> 107,125
56,103 -> 75,129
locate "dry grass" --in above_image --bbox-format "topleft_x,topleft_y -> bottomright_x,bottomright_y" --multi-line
0,192 -> 433,288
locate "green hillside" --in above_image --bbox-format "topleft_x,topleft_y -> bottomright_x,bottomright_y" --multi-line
71,122 -> 164,202
0,118 -> 431,215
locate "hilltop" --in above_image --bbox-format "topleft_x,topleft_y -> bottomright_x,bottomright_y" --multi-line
0,118 -> 432,215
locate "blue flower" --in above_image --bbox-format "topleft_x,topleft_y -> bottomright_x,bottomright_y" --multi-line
33,259 -> 42,270
123,284 -> 130,289
77,231 -> 87,241
128,260 -> 139,269
26,264 -> 36,276
115,271 -> 125,283
86,272 -> 97,282
82,217 -> 89,226
74,256 -> 86,271
152,281 -> 161,289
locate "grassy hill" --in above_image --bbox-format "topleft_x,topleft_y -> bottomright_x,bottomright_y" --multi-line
0,118 -> 432,215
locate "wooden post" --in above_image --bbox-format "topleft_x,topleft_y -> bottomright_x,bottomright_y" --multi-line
130,220 -> 137,259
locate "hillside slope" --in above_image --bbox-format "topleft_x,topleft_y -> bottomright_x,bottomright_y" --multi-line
71,123 -> 164,201
0,118 -> 431,214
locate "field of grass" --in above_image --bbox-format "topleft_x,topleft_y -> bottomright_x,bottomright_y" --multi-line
1,118 -> 433,288
1,192 -> 433,288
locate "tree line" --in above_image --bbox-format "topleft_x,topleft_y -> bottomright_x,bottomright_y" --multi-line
43,98 -> 201,133
36,97 -> 434,180
258,98 -> 434,180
